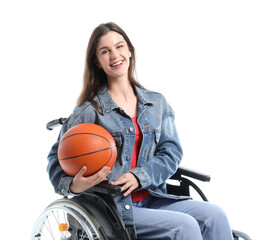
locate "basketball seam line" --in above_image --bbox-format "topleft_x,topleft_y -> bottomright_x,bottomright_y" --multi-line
84,146 -> 114,176
59,146 -> 115,161
61,132 -> 111,144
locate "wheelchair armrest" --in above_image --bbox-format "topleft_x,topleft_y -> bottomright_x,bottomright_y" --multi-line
171,167 -> 211,182
84,181 -> 122,195
46,118 -> 67,130
232,229 -> 252,240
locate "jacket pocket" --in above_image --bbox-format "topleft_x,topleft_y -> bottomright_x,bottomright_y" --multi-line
142,129 -> 161,160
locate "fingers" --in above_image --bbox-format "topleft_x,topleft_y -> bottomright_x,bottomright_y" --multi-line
121,181 -> 137,197
111,172 -> 139,197
70,166 -> 111,194
111,173 -> 132,186
91,166 -> 111,184
71,168 -> 139,197
75,166 -> 87,179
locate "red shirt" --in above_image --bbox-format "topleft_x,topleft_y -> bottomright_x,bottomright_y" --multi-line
130,117 -> 151,201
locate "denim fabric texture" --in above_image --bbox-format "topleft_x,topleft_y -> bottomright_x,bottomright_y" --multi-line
47,85 -> 188,237
132,197 -> 233,240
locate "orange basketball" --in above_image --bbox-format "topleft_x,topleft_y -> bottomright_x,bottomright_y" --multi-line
58,123 -> 117,177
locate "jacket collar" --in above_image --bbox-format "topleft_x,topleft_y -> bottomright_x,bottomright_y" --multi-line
95,85 -> 153,115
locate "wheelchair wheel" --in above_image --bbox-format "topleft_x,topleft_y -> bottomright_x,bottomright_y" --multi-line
32,198 -> 103,240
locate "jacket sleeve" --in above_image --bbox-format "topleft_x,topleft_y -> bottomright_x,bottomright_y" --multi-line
47,103 -> 96,196
47,118 -> 76,197
130,98 -> 183,190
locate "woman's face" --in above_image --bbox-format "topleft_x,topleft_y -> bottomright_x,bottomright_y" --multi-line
96,31 -> 131,81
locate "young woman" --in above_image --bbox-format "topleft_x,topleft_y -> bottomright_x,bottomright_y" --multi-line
47,22 -> 233,240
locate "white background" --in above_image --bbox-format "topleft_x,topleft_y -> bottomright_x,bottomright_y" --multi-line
0,0 -> 272,239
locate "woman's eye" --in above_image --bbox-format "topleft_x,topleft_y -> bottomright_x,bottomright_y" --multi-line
101,50 -> 109,54
117,45 -> 123,49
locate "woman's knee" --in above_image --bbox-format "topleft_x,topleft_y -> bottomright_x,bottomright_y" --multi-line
206,203 -> 230,225
199,203 -> 233,240
135,211 -> 203,240
172,213 -> 203,240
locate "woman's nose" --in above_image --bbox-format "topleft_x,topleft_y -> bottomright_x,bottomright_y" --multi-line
110,49 -> 118,59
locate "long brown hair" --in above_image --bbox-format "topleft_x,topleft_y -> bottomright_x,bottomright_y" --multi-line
77,22 -> 144,110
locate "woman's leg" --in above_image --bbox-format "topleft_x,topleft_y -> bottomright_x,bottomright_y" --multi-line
133,198 -> 203,240
147,197 -> 234,240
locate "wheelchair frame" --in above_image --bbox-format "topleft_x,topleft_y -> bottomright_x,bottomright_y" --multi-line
31,118 -> 252,240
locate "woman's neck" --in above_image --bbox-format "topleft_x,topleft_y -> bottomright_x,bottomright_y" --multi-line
107,79 -> 138,118
107,79 -> 135,102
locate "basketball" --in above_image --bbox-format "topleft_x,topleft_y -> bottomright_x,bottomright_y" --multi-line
58,123 -> 117,177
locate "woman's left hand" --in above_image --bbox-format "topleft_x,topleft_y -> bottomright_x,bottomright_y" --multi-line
111,172 -> 139,197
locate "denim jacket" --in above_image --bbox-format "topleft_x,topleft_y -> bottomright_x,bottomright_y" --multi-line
47,85 -> 189,237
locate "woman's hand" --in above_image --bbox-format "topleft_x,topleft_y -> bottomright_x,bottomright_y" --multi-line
111,172 -> 139,197
70,166 -> 111,194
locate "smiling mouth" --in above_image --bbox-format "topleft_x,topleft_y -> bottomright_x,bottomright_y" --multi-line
111,60 -> 123,67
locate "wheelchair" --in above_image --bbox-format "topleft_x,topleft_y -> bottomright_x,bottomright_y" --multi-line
31,118 -> 252,240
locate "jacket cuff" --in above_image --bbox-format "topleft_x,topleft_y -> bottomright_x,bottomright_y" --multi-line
129,167 -> 151,189
57,176 -> 79,197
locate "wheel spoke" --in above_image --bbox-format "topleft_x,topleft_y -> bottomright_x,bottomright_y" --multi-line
32,200 -> 102,240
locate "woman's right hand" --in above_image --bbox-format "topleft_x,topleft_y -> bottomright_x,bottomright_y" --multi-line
70,166 -> 111,194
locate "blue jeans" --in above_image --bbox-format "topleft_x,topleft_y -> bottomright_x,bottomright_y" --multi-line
132,197 -> 233,240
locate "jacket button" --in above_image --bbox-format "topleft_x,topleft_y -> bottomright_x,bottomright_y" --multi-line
129,127 -> 134,132
125,205 -> 130,210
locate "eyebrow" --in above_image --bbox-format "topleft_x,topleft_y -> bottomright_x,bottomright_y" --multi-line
98,41 -> 124,52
